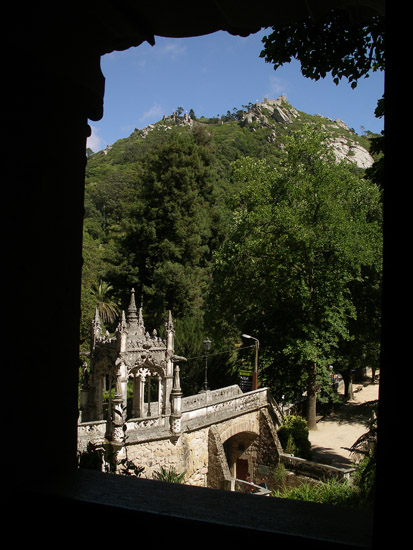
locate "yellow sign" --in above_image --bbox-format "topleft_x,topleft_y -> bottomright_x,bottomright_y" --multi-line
239,369 -> 252,376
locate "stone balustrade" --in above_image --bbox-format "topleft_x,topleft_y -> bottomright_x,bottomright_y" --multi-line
181,387 -> 271,425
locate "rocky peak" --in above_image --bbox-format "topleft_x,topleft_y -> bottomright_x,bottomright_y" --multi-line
243,96 -> 374,169
244,96 -> 298,126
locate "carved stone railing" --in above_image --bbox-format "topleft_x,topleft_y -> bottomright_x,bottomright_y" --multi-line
181,384 -> 242,411
77,420 -> 108,453
78,420 -> 107,438
125,415 -> 166,432
78,386 -> 278,440
182,387 -> 271,424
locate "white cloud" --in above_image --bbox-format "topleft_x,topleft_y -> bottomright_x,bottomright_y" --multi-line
140,102 -> 164,122
87,125 -> 105,152
156,39 -> 187,60
265,74 -> 289,100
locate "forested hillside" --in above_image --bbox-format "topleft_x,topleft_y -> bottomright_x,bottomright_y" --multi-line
82,96 -> 382,415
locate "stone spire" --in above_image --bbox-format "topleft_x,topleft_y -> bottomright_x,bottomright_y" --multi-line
165,310 -> 174,333
138,302 -> 144,328
127,288 -> 145,342
127,288 -> 138,324
117,310 -> 127,331
91,307 -> 102,347
165,310 -> 175,355
92,307 -> 101,330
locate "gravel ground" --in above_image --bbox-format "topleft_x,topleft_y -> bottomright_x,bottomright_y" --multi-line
309,372 -> 379,469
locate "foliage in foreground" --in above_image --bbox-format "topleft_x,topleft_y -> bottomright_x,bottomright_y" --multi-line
271,477 -> 364,508
272,407 -> 377,509
152,466 -> 187,484
271,456 -> 375,509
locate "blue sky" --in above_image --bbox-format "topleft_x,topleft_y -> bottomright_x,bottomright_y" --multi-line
87,29 -> 384,152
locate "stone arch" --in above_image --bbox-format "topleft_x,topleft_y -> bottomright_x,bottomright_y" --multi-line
128,362 -> 165,419
223,430 -> 258,482
87,357 -> 119,421
209,410 -> 282,486
218,416 -> 260,445
211,414 -> 261,483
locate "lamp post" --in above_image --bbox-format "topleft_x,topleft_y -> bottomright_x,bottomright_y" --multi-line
242,334 -> 259,390
202,337 -> 212,392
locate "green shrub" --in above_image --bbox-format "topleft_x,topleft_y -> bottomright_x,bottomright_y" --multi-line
272,479 -> 361,508
277,415 -> 312,459
272,462 -> 287,488
351,454 -> 376,508
153,466 -> 186,484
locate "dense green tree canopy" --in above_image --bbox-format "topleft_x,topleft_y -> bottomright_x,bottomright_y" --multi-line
106,127 -> 226,322
206,124 -> 382,426
260,9 -> 385,88
81,101 -> 383,399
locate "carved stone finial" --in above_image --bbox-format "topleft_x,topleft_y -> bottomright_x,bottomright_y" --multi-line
91,308 -> 102,338
127,288 -> 138,323
172,364 -> 181,393
116,310 -> 127,333
138,305 -> 144,328
165,310 -> 174,331
93,307 -> 101,325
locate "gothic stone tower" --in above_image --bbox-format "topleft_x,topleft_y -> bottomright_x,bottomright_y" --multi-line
82,289 -> 185,443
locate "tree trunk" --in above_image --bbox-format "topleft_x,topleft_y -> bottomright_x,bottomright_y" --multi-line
306,361 -> 318,430
341,371 -> 354,400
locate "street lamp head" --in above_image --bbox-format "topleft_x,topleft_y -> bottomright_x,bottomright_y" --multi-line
242,333 -> 259,343
203,337 -> 212,352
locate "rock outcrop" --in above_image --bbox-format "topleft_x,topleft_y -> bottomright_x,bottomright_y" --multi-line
242,96 -> 374,169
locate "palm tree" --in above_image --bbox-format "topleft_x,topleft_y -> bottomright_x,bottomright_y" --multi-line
91,280 -> 120,325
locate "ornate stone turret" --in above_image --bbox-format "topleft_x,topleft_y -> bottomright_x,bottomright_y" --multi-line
126,288 -> 145,332
82,289 -> 187,445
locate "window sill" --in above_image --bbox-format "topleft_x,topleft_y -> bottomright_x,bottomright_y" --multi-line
19,468 -> 373,548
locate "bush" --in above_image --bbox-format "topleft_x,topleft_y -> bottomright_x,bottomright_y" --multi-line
351,454 -> 376,508
153,466 -> 186,483
272,479 -> 361,508
272,462 -> 288,491
277,415 -> 312,459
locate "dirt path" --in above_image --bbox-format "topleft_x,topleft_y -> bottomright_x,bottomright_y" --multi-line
309,371 -> 379,469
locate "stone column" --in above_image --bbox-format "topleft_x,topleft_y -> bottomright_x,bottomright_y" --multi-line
164,311 -> 175,415
89,372 -> 104,421
132,374 -> 140,418
110,373 -> 125,444
170,365 -> 183,436
147,374 -> 152,416
138,374 -> 145,418
157,375 -> 163,416
79,363 -> 90,423
119,361 -> 128,417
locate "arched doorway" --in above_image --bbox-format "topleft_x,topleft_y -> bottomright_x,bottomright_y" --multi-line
223,431 -> 258,482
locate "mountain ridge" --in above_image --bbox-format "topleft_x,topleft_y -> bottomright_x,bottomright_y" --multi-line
95,96 -> 376,170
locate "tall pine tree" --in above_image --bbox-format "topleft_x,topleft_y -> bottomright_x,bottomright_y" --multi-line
109,127 -> 225,324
